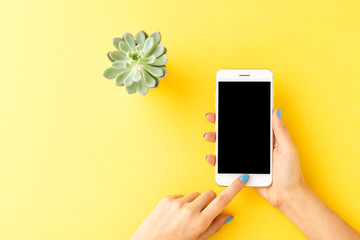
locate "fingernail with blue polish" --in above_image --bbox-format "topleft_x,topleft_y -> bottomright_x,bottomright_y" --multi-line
225,216 -> 234,224
240,174 -> 249,183
278,108 -> 282,119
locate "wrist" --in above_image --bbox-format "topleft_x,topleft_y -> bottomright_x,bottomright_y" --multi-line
277,182 -> 311,213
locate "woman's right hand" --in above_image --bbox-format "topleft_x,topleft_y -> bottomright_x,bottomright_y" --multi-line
203,108 -> 306,209
130,175 -> 249,240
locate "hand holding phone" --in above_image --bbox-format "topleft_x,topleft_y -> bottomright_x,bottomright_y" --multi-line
204,109 -> 304,208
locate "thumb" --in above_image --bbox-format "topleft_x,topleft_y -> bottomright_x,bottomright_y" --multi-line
196,214 -> 233,240
273,108 -> 293,148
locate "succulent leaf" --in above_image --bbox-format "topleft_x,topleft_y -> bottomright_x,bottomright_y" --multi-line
152,77 -> 159,88
135,30 -> 147,47
119,42 -> 130,53
136,45 -> 142,53
107,52 -> 115,62
152,44 -> 165,57
143,64 -> 163,77
126,82 -> 137,94
104,30 -> 167,95
137,79 -> 149,96
133,69 -> 142,82
160,67 -> 167,78
112,61 -> 126,69
110,51 -> 127,61
151,54 -> 168,66
141,69 -> 156,87
112,38 -> 124,50
143,37 -> 155,57
142,55 -> 156,64
123,33 -> 136,52
124,68 -> 136,86
103,67 -> 124,79
115,69 -> 131,86
150,31 -> 161,45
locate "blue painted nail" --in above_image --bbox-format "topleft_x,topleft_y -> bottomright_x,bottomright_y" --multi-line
278,108 -> 282,119
240,174 -> 249,183
225,216 -> 234,224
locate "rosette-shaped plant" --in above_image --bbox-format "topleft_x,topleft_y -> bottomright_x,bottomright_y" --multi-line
103,30 -> 168,96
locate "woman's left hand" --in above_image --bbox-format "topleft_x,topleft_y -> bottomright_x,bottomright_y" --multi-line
130,175 -> 249,240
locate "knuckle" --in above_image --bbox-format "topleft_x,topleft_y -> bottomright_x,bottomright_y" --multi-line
160,196 -> 171,202
198,217 -> 210,229
217,193 -> 229,206
193,192 -> 201,197
183,204 -> 196,215
172,200 -> 183,209
159,197 -> 172,205
205,190 -> 216,198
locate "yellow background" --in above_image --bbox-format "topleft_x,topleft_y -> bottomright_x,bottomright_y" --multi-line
1,0 -> 360,239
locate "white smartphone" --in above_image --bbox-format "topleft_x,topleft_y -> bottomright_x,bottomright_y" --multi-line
215,69 -> 273,187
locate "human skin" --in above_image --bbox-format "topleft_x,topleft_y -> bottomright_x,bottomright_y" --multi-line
130,174 -> 250,240
130,108 -> 360,240
204,108 -> 360,240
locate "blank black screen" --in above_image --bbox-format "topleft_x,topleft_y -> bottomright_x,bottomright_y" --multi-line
218,81 -> 270,174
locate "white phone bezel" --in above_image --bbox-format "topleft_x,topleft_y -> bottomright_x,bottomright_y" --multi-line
215,69 -> 273,187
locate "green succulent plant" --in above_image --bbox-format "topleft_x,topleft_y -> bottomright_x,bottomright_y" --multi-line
103,30 -> 168,96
